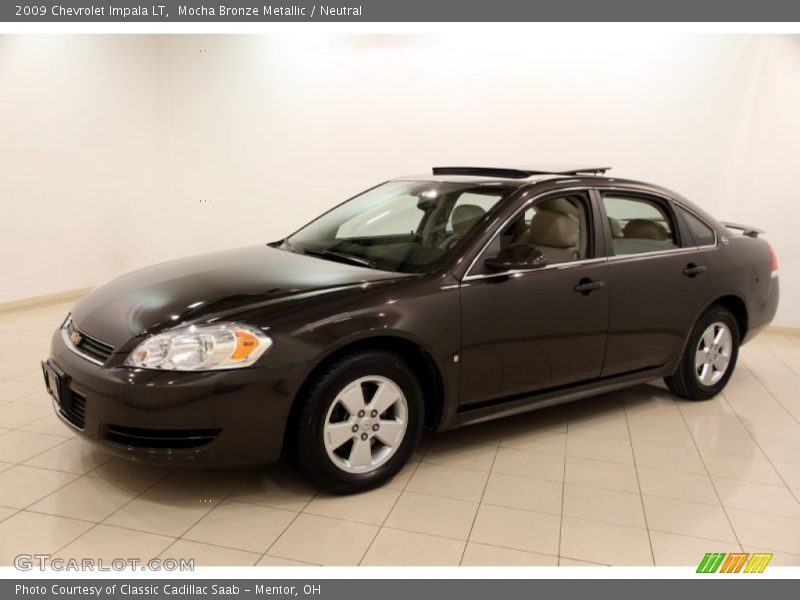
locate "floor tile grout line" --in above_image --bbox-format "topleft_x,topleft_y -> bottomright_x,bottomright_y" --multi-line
423,463 -> 649,500
356,442 -> 430,565
4,413 -> 70,435
456,435 -> 500,566
4,434 -> 78,480
376,516 -> 745,549
676,396 -> 745,552
755,337 -> 800,381
155,540 -> 261,568
556,405 -> 570,566
622,397 -> 656,566
14,479 -> 797,533
0,506 -> 23,524
49,465 -> 176,558
254,483 -> 320,565
7,487 -> 795,562
139,472 -> 259,560
744,370 -> 800,431
170,466 -> 321,567
731,362 -> 800,427
718,392 -> 800,511
11,498 -> 751,564
6,460 -> 112,479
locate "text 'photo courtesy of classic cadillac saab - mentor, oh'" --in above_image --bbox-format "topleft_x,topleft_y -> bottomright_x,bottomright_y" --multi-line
42,165 -> 779,493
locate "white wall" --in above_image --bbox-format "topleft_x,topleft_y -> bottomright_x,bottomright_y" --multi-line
1,33 -> 798,326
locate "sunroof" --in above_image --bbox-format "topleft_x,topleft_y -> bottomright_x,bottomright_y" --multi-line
432,166 -> 611,178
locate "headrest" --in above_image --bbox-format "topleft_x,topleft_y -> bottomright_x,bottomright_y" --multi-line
608,217 -> 623,238
538,197 -> 579,218
623,219 -> 668,241
529,210 -> 579,249
451,204 -> 485,236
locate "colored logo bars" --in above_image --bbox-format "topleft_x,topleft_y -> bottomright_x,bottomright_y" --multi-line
697,552 -> 773,573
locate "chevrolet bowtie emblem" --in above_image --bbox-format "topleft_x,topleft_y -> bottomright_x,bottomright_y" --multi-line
70,330 -> 82,346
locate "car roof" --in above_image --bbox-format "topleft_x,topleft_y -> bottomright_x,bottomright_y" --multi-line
394,165 -> 635,188
431,165 -> 611,178
396,165 -> 670,191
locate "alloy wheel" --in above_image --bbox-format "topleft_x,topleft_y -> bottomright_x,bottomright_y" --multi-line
695,321 -> 733,386
323,376 -> 408,474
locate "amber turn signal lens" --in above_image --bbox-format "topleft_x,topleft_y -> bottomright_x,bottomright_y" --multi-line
231,330 -> 260,360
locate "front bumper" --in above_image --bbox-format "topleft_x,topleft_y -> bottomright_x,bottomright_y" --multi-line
44,328 -> 307,467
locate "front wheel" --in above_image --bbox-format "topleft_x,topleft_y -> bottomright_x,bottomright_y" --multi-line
665,306 -> 740,400
292,350 -> 423,494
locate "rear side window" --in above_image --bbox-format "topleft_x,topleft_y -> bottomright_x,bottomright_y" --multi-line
602,195 -> 678,255
679,208 -> 716,247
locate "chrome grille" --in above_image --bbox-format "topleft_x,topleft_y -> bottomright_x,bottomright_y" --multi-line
63,317 -> 114,365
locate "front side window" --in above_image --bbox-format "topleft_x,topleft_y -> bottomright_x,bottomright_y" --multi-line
285,181 -> 514,273
602,195 -> 679,255
472,193 -> 591,274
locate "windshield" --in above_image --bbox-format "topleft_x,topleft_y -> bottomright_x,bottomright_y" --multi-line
283,181 -> 515,273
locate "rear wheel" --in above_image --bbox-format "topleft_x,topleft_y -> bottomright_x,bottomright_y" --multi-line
665,306 -> 740,400
292,350 -> 423,494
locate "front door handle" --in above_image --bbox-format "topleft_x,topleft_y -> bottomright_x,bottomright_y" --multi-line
574,278 -> 605,296
683,263 -> 707,278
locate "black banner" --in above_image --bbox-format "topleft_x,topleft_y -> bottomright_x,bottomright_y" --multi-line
4,579 -> 799,600
4,0 -> 800,22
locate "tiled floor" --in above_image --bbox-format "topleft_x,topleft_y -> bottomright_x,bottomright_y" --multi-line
1,301 -> 800,567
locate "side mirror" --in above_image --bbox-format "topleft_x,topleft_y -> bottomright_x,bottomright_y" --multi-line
483,244 -> 547,272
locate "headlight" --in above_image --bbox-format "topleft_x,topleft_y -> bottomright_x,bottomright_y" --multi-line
124,322 -> 272,371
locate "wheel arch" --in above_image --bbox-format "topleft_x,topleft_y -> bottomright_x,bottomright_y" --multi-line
709,294 -> 748,340
671,293 -> 749,377
282,335 -> 446,454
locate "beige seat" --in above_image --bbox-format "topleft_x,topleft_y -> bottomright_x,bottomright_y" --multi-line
527,210 -> 580,264
608,216 -> 624,238
623,219 -> 667,240
450,204 -> 486,236
538,197 -> 580,218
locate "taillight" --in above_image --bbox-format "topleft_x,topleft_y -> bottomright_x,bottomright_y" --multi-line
767,242 -> 778,272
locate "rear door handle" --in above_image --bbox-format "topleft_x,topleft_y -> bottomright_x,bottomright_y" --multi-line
574,278 -> 605,295
683,263 -> 707,278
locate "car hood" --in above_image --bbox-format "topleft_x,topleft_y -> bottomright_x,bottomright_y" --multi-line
70,245 -> 406,348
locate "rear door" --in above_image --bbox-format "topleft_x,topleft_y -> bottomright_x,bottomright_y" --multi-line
598,189 -> 711,377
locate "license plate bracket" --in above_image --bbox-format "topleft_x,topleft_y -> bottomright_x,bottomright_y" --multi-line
41,360 -> 73,411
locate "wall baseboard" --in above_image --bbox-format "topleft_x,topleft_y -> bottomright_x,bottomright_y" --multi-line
0,288 -> 92,315
766,325 -> 800,337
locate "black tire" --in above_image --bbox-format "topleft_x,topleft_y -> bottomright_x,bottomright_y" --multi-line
292,350 -> 424,494
665,305 -> 740,401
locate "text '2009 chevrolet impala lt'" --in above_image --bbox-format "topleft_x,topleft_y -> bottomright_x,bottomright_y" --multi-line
42,166 -> 779,493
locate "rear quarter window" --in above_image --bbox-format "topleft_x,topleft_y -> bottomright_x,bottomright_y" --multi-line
679,208 -> 716,247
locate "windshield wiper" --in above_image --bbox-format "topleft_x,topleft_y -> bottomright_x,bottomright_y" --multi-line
303,248 -> 379,270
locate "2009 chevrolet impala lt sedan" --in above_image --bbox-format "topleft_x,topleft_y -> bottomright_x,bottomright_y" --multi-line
42,166 -> 779,493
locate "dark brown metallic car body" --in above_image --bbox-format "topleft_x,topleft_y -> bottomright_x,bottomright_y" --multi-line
43,169 -> 779,466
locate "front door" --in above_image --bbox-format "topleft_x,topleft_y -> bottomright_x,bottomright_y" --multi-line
458,191 -> 611,408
